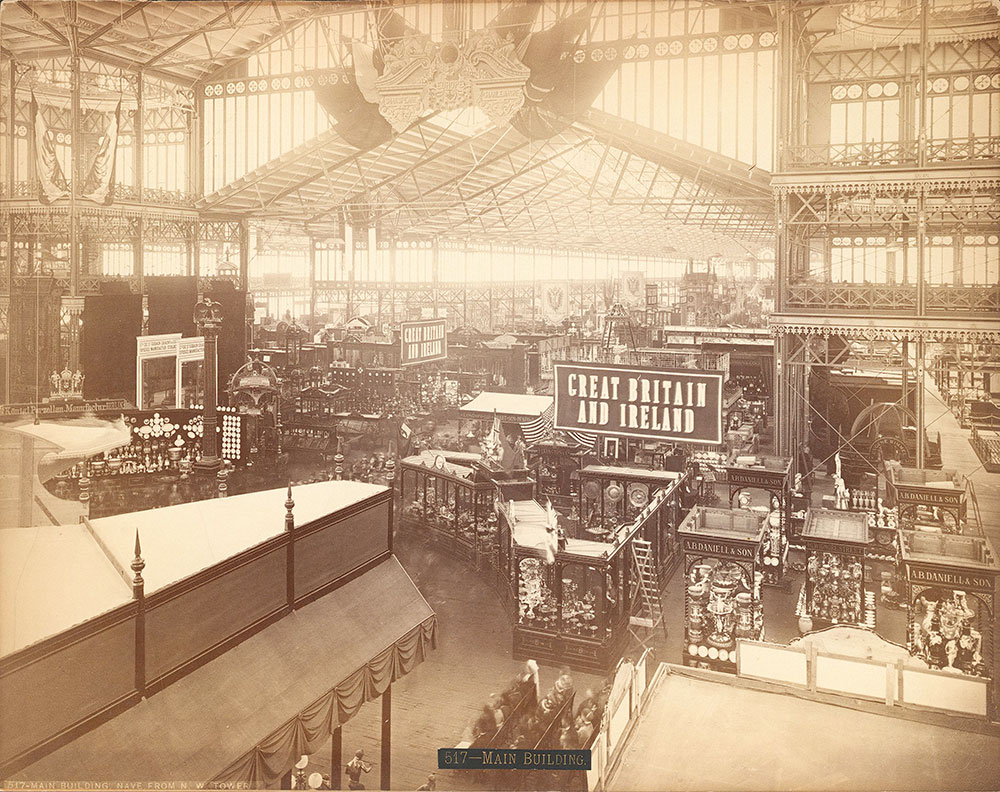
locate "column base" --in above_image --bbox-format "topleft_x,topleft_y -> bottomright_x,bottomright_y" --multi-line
193,456 -> 223,474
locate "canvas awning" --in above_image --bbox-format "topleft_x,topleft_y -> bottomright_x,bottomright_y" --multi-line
459,392 -> 553,421
11,557 -> 436,789
1,416 -> 131,482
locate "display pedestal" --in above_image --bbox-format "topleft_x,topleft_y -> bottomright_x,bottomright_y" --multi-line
193,456 -> 223,474
496,477 -> 534,501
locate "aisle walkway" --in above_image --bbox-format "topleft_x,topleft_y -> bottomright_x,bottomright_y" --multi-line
300,534 -> 603,791
608,670 -> 1000,791
923,376 -> 1000,545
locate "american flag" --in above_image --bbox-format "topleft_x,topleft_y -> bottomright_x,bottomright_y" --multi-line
520,403 -> 555,445
565,430 -> 598,452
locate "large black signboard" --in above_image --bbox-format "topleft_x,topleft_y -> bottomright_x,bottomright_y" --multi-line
554,362 -> 723,444
400,318 -> 447,367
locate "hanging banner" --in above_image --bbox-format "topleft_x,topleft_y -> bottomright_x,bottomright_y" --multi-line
540,281 -> 569,322
619,271 -> 645,307
553,362 -> 724,444
31,91 -> 69,204
82,99 -> 121,205
400,318 -> 447,366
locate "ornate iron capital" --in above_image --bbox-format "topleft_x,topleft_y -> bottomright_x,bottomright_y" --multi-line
193,297 -> 224,330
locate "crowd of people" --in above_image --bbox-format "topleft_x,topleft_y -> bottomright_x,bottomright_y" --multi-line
467,660 -> 611,756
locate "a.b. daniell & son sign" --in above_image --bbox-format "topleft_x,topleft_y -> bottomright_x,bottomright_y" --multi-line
553,362 -> 723,445
682,539 -> 756,559
908,565 -> 993,591
400,319 -> 447,367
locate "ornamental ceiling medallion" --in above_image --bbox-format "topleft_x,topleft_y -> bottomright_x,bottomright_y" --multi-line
375,31 -> 530,132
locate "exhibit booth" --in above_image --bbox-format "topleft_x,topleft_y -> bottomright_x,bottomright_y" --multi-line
900,529 -> 997,712
678,506 -> 765,673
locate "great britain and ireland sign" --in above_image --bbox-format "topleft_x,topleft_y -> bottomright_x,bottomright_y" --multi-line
553,362 -> 723,445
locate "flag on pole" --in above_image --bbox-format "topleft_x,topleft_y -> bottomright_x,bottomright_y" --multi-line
82,99 -> 121,205
543,498 -> 558,564
499,421 -> 516,472
31,92 -> 68,204
566,429 -> 598,452
398,421 -> 412,458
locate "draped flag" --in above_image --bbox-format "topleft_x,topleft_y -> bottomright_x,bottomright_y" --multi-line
488,0 -> 541,55
511,8 -> 622,140
82,100 -> 121,205
351,41 -> 380,103
565,430 -> 598,453
521,403 -> 554,446
31,92 -> 68,204
314,73 -> 393,149
618,270 -> 646,307
540,281 -> 570,322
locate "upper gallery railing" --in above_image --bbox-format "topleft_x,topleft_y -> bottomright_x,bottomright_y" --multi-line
784,137 -> 1000,170
6,180 -> 197,207
784,282 -> 1000,314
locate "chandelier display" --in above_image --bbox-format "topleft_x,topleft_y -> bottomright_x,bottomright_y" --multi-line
374,31 -> 530,132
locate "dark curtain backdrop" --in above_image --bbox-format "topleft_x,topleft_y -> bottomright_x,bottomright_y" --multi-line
147,276 -> 198,338
9,277 -> 61,403
82,293 -> 143,401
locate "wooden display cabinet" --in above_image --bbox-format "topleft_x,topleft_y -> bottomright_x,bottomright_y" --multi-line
399,452 -> 497,564
900,531 -> 997,691
887,465 -> 975,535
578,464 -> 688,583
678,506 -> 765,673
726,455 -> 792,585
799,509 -> 874,629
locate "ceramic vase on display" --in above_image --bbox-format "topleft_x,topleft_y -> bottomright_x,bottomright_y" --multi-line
687,582 -> 707,642
734,592 -> 753,639
707,570 -> 738,648
707,595 -> 735,648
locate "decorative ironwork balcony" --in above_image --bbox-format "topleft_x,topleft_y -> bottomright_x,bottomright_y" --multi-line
785,282 -> 917,312
785,281 -> 999,315
785,141 -> 918,169
7,181 -> 196,207
784,137 -> 998,170
843,0 -> 995,23
926,284 -> 1000,313
926,137 -> 1000,163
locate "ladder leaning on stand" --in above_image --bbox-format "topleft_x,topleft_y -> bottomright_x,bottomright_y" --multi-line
967,479 -> 984,535
629,538 -> 666,643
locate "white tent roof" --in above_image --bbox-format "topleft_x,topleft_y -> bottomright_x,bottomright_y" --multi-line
459,392 -> 553,420
1,523 -> 130,656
